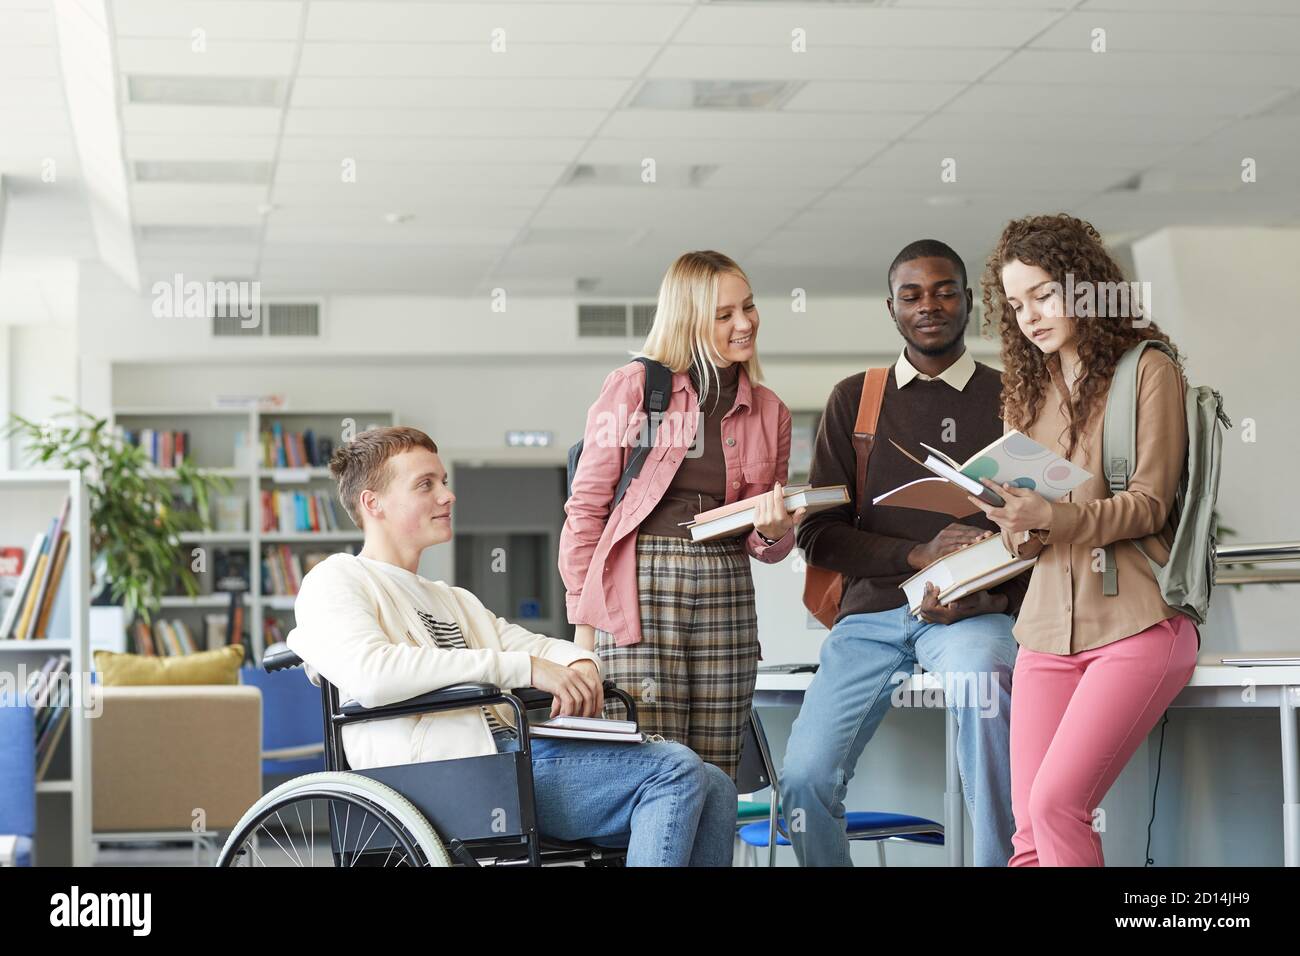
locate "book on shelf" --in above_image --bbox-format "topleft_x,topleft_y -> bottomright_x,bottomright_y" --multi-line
261,424 -> 335,469
261,489 -> 345,533
874,431 -> 1093,518
26,654 -> 73,780
0,494 -> 73,641
684,484 -> 849,543
127,617 -> 207,656
120,428 -> 191,469
226,591 -> 245,647
0,532 -> 44,639
899,533 -> 1037,615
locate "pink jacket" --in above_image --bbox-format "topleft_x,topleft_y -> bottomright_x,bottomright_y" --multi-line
559,360 -> 794,646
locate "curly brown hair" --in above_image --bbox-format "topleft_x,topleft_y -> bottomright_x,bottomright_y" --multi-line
980,213 -> 1181,457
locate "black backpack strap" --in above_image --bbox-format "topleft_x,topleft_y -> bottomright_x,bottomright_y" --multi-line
610,358 -> 673,509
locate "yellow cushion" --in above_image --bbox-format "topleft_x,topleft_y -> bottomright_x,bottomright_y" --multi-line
94,645 -> 245,686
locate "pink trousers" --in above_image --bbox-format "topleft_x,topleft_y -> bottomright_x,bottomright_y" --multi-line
1008,614 -> 1198,866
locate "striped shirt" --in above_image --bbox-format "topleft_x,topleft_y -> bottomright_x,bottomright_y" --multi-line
416,611 -> 508,734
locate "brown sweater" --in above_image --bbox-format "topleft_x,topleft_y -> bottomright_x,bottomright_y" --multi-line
797,362 -> 1029,625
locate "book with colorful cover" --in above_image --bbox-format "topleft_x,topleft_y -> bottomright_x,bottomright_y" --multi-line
875,431 -> 1093,518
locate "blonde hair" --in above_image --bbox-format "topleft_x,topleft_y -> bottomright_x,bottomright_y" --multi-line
636,250 -> 764,408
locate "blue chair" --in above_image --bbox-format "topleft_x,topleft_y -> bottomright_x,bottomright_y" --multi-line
0,703 -> 36,866
239,664 -> 325,778
736,708 -> 945,866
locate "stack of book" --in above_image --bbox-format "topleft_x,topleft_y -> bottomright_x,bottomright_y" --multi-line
28,654 -> 73,780
260,490 -> 346,533
685,484 -> 850,542
0,496 -> 72,641
120,428 -> 191,469
901,534 -> 1037,614
262,547 -> 333,596
260,423 -> 334,469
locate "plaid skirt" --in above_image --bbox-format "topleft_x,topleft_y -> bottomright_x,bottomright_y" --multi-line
596,532 -> 759,780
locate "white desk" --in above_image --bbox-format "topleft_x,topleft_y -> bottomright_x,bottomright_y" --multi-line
754,658 -> 1300,867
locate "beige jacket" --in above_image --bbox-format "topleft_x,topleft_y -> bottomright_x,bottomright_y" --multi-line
1003,348 -> 1188,655
287,553 -> 600,770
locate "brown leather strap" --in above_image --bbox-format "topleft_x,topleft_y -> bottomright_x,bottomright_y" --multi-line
851,367 -> 889,524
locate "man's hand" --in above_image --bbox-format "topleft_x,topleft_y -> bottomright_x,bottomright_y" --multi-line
967,479 -> 1053,535
908,523 -> 993,570
530,656 -> 603,718
916,582 -> 1009,626
753,481 -> 806,542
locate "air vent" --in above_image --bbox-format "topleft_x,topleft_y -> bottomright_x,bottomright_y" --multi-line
578,303 -> 658,338
211,297 -> 323,339
212,313 -> 261,337
127,75 -> 288,107
631,304 -> 657,336
578,304 -> 629,337
267,302 -> 320,337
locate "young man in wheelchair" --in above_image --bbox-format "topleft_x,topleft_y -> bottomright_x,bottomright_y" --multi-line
286,425 -> 737,866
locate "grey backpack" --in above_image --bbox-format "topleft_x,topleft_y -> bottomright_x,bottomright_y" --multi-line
1100,340 -> 1231,624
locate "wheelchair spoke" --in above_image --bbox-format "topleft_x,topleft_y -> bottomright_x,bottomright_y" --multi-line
223,791 -> 429,868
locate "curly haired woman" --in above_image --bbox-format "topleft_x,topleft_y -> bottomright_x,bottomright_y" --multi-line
969,213 -> 1198,866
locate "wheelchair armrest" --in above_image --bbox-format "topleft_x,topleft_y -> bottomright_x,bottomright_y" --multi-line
262,642 -> 303,673
508,680 -> 637,724
338,682 -> 504,718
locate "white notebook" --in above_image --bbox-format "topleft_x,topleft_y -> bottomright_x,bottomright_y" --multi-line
529,715 -> 643,743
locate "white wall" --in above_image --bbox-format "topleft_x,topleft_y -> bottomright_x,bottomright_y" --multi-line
1132,226 -> 1300,655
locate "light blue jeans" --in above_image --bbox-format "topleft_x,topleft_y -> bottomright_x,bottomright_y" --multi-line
780,605 -> 1018,867
495,730 -> 736,866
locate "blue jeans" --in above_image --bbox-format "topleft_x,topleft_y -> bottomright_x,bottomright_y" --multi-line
494,731 -> 736,866
780,606 -> 1018,867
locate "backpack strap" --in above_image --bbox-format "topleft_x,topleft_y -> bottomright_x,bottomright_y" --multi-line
851,368 -> 890,525
611,357 -> 673,509
1099,340 -> 1178,596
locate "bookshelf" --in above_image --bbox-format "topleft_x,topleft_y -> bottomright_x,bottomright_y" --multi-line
110,407 -> 395,664
0,470 -> 91,866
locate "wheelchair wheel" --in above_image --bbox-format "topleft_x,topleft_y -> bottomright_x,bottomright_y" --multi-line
217,772 -> 451,867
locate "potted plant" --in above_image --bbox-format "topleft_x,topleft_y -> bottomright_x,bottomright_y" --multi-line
5,406 -> 231,623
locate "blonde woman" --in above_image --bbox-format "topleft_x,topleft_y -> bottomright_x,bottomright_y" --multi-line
559,251 -> 801,779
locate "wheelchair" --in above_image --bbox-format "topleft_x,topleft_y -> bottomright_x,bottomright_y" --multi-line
216,642 -> 638,867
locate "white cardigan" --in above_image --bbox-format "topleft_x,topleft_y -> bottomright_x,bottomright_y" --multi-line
286,553 -> 600,770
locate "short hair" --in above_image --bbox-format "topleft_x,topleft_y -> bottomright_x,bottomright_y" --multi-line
329,426 -> 439,529
887,239 -> 968,294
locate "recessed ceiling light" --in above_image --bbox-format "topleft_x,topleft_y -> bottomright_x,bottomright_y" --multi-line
384,212 -> 414,224
134,160 -> 273,184
630,79 -> 804,110
563,163 -> 717,188
127,75 -> 288,108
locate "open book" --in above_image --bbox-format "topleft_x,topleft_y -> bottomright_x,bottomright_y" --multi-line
529,715 -> 644,743
900,533 -> 1036,614
874,431 -> 1092,517
684,484 -> 849,543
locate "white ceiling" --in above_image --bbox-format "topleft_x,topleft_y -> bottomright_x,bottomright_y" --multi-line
3,0 -> 1300,297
